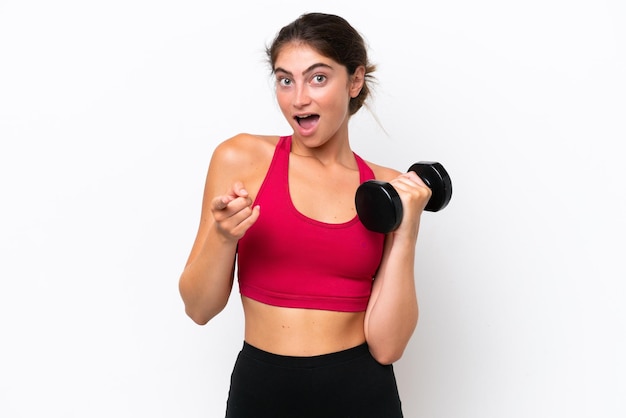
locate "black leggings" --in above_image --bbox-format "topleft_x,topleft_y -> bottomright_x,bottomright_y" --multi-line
225,342 -> 404,418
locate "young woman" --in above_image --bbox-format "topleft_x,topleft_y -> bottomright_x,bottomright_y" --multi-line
179,12 -> 431,418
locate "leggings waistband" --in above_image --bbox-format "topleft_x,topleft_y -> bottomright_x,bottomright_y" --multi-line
239,341 -> 370,369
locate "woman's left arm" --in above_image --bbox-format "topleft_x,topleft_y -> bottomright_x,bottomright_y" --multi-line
364,171 -> 432,365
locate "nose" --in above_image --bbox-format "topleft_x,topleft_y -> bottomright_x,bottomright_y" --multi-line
294,84 -> 311,108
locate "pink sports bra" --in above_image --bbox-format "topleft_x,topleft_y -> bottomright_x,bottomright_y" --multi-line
237,136 -> 385,312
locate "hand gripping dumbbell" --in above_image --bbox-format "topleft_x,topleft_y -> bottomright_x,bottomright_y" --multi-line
355,161 -> 452,233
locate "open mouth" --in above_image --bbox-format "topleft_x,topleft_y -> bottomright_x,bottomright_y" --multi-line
295,114 -> 320,129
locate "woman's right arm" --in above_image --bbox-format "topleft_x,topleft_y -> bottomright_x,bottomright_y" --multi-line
178,136 -> 261,325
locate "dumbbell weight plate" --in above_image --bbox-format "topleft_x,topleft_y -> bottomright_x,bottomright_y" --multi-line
408,161 -> 452,212
354,180 -> 403,233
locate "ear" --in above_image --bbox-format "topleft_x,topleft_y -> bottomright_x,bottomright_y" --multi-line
349,66 -> 366,98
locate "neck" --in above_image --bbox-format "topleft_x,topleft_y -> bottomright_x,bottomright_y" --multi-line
290,124 -> 355,166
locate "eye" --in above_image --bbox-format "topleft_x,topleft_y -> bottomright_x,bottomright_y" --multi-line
277,76 -> 292,87
312,74 -> 327,85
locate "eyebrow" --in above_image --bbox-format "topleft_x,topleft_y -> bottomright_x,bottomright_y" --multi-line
273,62 -> 333,76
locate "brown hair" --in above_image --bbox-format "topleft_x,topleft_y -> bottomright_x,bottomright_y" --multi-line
266,12 -> 377,116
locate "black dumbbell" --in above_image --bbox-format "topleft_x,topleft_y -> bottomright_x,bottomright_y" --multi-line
355,161 -> 452,233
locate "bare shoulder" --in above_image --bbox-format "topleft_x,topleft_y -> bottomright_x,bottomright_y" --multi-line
362,159 -> 403,182
208,133 -> 280,195
212,133 -> 278,166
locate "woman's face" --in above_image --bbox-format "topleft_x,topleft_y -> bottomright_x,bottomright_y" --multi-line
273,42 -> 364,147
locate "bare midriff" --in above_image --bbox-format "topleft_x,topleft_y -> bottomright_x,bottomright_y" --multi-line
242,296 -> 367,356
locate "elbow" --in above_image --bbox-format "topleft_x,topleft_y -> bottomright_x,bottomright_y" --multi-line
179,283 -> 225,326
369,346 -> 405,365
179,280 -> 230,325
186,308 -> 211,326
183,301 -> 225,326
366,316 -> 418,365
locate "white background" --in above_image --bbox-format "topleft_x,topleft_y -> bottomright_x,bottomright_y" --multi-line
1,1 -> 625,417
